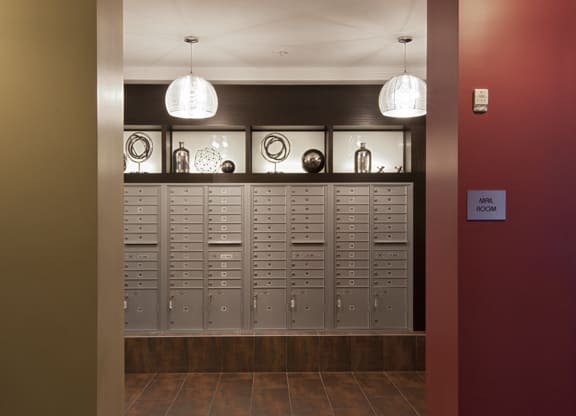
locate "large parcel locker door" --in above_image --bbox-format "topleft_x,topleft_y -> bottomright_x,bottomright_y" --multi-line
124,290 -> 158,330
252,289 -> 286,329
372,287 -> 408,329
290,288 -> 324,329
168,289 -> 203,330
207,289 -> 242,329
335,288 -> 370,329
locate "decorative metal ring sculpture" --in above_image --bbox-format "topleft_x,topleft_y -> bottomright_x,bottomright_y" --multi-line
194,147 -> 222,173
125,132 -> 154,163
260,132 -> 291,163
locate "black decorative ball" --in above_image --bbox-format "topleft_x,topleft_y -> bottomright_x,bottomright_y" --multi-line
301,149 -> 325,173
221,160 -> 236,173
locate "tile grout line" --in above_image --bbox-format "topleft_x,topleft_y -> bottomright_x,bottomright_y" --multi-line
206,372 -> 223,416
124,373 -> 158,415
384,371 -> 420,416
352,372 -> 378,416
163,373 -> 189,416
286,372 -> 295,416
248,372 -> 255,415
318,372 -> 336,416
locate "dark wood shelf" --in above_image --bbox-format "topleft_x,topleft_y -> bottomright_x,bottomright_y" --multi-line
124,172 -> 415,183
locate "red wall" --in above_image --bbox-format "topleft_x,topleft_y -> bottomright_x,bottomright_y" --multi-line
429,0 -> 576,414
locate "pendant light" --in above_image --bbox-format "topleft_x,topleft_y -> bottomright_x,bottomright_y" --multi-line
165,36 -> 218,119
378,36 -> 426,118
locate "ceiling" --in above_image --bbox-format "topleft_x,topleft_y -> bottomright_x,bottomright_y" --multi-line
124,0 -> 426,84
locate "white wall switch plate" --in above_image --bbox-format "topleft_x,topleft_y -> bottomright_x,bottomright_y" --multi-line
473,88 -> 489,113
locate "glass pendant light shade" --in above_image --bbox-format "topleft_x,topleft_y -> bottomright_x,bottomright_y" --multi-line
378,73 -> 426,118
165,74 -> 218,119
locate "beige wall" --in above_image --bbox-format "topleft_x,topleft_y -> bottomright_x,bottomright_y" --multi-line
0,1 -> 123,415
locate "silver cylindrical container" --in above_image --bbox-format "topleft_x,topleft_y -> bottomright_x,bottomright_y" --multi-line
354,142 -> 372,173
173,141 -> 190,173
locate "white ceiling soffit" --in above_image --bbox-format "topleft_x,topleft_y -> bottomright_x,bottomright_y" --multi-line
124,0 -> 426,84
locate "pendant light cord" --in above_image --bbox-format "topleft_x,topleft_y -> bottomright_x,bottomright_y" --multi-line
403,41 -> 407,74
189,42 -> 194,75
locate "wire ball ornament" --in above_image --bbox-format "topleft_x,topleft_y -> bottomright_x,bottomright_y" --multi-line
194,147 -> 222,173
260,132 -> 291,173
125,132 -> 154,172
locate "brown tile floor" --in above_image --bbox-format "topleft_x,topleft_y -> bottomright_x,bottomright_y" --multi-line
125,372 -> 425,416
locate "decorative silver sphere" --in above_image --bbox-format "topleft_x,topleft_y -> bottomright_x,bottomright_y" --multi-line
301,149 -> 325,173
221,160 -> 235,173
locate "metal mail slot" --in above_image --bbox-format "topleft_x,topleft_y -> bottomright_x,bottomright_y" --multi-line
335,205 -> 369,214
291,223 -> 324,233
169,196 -> 203,205
208,196 -> 242,205
124,187 -> 159,196
373,223 -> 408,232
207,270 -> 242,279
335,269 -> 370,278
208,205 -> 243,215
207,260 -> 242,270
170,214 -> 204,224
335,195 -> 370,205
124,205 -> 158,215
253,232 -> 286,242
335,251 -> 369,260
290,195 -> 324,205
336,278 -> 369,287
253,269 -> 287,278
290,186 -> 325,196
374,250 -> 408,260
290,214 -> 324,223
335,260 -> 369,269
169,270 -> 204,279
253,242 -> 287,251
124,214 -> 158,224
208,234 -> 243,244
168,186 -> 203,196
373,260 -> 408,269
170,205 -> 203,215
253,214 -> 287,224
372,186 -> 408,196
208,223 -> 242,233
291,233 -> 325,243
169,252 -> 203,261
208,252 -> 242,261
169,233 -> 203,243
124,234 -> 158,245
253,205 -> 286,214
291,251 -> 324,260
124,196 -> 158,206
169,242 -> 203,252
124,280 -> 158,289
169,261 -> 204,270
253,186 -> 286,196
334,186 -> 370,196
124,270 -> 158,279
373,195 -> 408,205
373,232 -> 408,243
290,269 -> 324,278
124,224 -> 157,234
291,279 -> 325,288
373,205 -> 407,214
169,280 -> 204,289
170,224 -> 203,233
291,260 -> 324,269
373,214 -> 408,223
290,205 -> 324,214
207,186 -> 242,196
335,214 -> 369,223
253,260 -> 286,270
207,279 -> 242,288
253,251 -> 286,260
335,223 -> 369,233
335,232 -> 369,242
335,242 -> 370,251
373,279 -> 408,288
253,280 -> 287,288
373,269 -> 408,278
253,223 -> 286,233
208,214 -> 242,223
253,196 -> 286,205
124,252 -> 158,261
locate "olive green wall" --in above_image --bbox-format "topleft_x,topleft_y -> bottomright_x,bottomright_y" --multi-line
0,1 -> 123,415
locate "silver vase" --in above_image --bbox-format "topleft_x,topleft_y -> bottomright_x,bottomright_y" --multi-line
173,141 -> 190,173
354,142 -> 372,173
